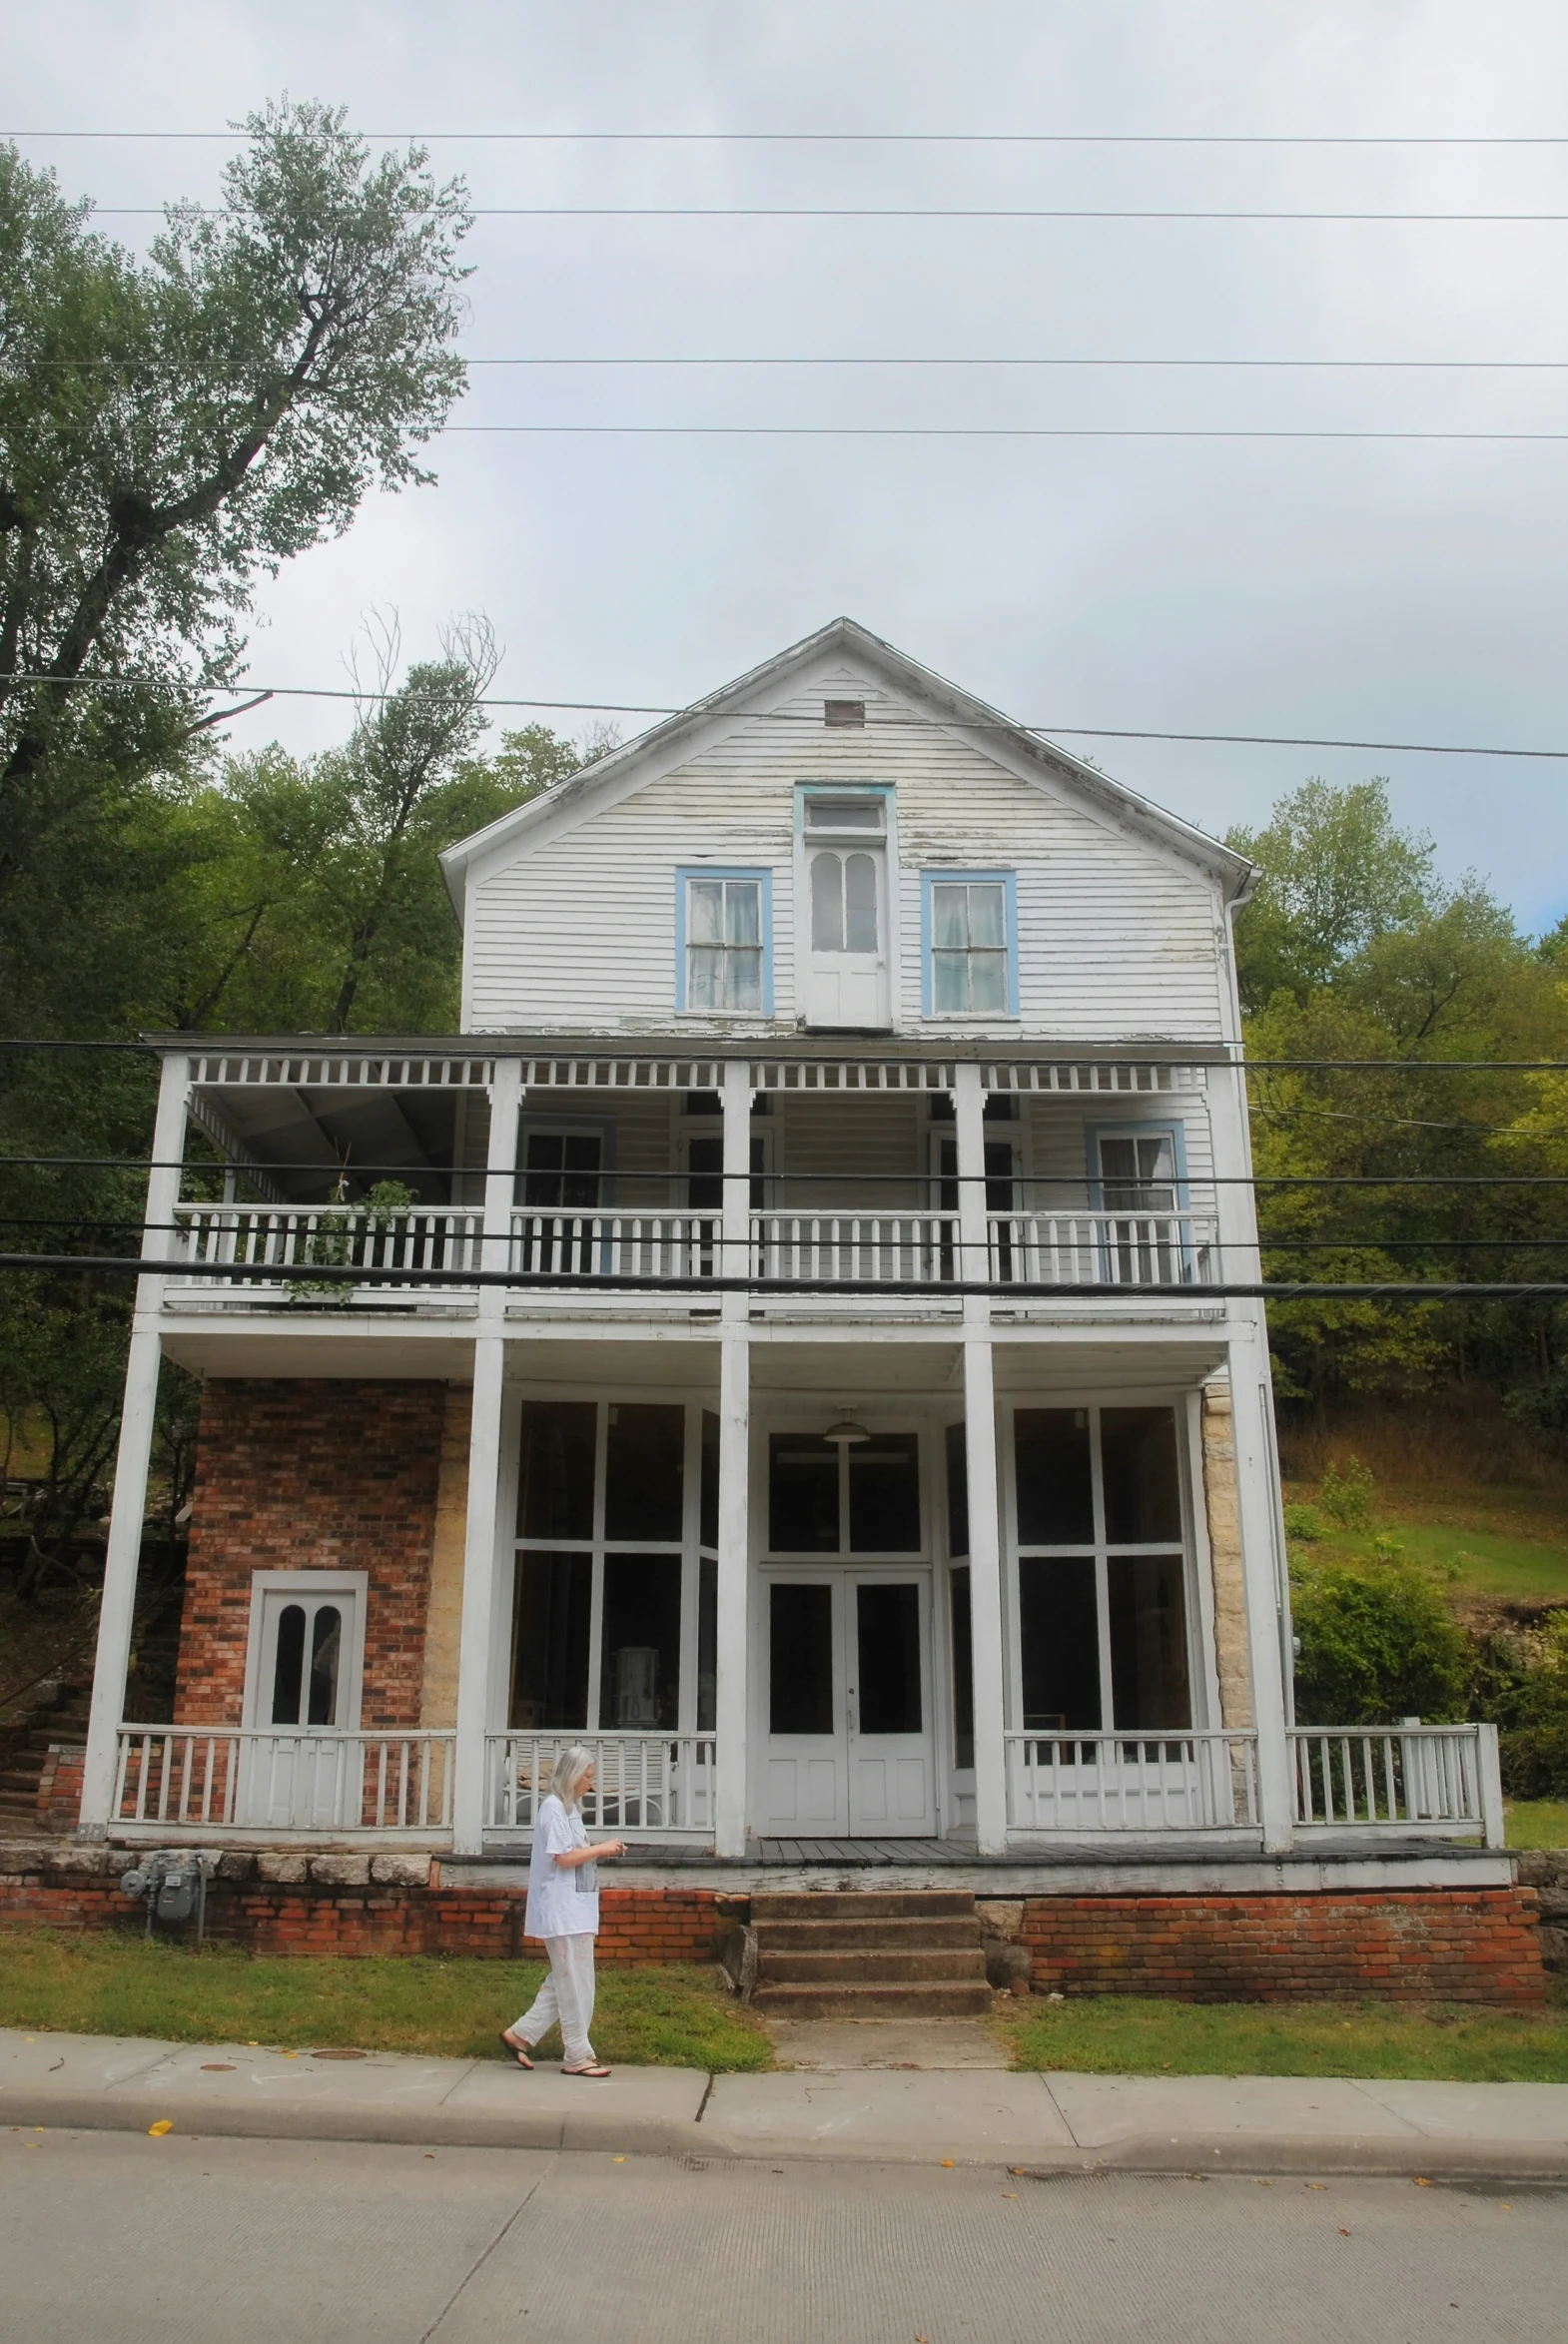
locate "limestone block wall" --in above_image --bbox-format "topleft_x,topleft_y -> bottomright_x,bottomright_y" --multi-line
1199,1376 -> 1254,1727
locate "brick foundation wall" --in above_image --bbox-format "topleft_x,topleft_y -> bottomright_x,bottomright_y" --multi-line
0,1846 -> 725,1962
1010,1888 -> 1545,2005
34,1747 -> 85,1835
175,1380 -> 448,1729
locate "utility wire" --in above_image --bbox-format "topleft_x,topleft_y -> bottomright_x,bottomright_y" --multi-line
4,1155 -> 1568,1186
11,131 -> 1568,146
30,354 -> 1568,370
2,1250 -> 1562,1302
5,1218 -> 1567,1249
87,205 -> 1568,222
3,672 -> 1568,762
438,424 -> 1568,441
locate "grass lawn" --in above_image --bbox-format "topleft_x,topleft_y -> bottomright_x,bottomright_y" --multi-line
0,1929 -> 772,2070
1506,1800 -> 1568,1850
993,1992 -> 1568,2082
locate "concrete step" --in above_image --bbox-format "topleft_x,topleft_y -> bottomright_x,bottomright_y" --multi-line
750,1980 -> 996,2019
755,1916 -> 981,1953
759,1948 -> 989,1985
751,1891 -> 977,1924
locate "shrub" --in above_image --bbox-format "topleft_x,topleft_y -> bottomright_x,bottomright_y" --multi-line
1318,1455 -> 1375,1533
1291,1561 -> 1469,1725
1499,1721 -> 1568,1801
1502,1367 -> 1568,1454
1282,1502 -> 1322,1542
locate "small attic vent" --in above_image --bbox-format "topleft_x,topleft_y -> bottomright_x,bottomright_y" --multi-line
824,698 -> 865,728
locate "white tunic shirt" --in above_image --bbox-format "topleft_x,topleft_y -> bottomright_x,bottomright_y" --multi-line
524,1793 -> 599,1940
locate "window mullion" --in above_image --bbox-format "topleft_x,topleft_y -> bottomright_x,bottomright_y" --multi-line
585,1401 -> 607,1732
1089,1405 -> 1115,1734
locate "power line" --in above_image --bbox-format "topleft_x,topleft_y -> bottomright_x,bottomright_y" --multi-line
88,205 -> 1568,222
2,1250 -> 1562,1302
5,673 -> 1568,762
35,354 -> 1568,369
439,423 -> 1568,441
11,131 -> 1568,146
5,1155 -> 1568,1185
3,1041 -> 1566,1070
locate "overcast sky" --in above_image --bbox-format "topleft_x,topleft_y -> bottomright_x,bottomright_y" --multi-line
9,1 -> 1568,932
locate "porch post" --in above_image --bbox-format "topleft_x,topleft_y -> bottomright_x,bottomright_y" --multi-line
451,1055 -> 523,1857
1209,1040 -> 1294,1854
79,1051 -> 190,1839
714,1059 -> 752,1857
955,1063 -> 1008,1856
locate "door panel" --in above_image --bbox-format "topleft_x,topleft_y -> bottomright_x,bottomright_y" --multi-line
242,1582 -> 364,1829
755,1572 -> 937,1839
805,844 -> 889,1028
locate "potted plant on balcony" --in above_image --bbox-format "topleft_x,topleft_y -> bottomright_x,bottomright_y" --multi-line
286,1177 -> 417,1305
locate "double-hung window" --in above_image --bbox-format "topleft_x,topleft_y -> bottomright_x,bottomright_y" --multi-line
678,869 -> 772,1015
922,872 -> 1017,1017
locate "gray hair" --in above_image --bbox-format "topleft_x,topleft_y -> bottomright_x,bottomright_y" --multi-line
549,1744 -> 594,1811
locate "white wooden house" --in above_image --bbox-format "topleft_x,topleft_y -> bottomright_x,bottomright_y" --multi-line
77,619 -> 1503,1866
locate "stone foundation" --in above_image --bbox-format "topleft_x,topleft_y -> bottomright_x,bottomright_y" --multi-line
0,1841 -> 1549,2004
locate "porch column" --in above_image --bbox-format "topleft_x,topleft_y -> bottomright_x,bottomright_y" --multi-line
1209,1044 -> 1294,1854
451,1056 -> 523,1857
955,1064 -> 1008,1856
79,1052 -> 190,1839
714,1059 -> 752,1857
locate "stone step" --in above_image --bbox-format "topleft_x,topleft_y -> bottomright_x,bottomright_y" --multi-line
751,1890 -> 977,1924
750,1980 -> 996,2020
758,1947 -> 989,1985
755,1916 -> 982,1952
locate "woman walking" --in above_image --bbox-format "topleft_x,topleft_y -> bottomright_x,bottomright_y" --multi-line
500,1746 -> 625,2077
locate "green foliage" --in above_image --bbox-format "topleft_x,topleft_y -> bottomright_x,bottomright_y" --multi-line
1471,1617 -> 1568,1800
1227,778 -> 1435,1010
1290,1560 -> 1470,1725
1281,1502 -> 1322,1541
1504,1368 -> 1568,1453
1318,1456 -> 1375,1532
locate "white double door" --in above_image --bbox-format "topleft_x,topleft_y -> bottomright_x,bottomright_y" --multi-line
758,1570 -> 937,1838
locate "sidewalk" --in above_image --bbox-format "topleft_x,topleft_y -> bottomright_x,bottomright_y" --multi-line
4,2028 -> 1567,2177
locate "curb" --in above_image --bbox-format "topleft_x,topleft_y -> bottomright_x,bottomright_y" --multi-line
5,2089 -> 1566,2180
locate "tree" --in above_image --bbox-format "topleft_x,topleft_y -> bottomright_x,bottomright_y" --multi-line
0,99 -> 470,915
1227,778 -> 1435,1009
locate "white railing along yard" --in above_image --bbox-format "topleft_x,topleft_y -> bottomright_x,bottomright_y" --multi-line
1005,1729 -> 1260,1833
1288,1723 -> 1501,1840
484,1732 -> 717,1839
113,1725 -> 454,1836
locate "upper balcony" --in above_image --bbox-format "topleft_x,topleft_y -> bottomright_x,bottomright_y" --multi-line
157,1040 -> 1239,1322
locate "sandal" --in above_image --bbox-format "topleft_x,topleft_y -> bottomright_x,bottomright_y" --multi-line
561,2061 -> 612,2078
497,2030 -> 534,2069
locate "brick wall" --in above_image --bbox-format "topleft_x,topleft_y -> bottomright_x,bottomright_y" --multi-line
0,1846 -> 722,1962
175,1380 -> 448,1729
1012,1888 -> 1544,2005
34,1747 -> 85,1835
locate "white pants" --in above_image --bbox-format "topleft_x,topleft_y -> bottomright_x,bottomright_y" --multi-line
513,1933 -> 597,2066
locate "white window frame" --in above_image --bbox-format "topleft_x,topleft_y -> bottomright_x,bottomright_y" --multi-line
676,867 -> 774,1019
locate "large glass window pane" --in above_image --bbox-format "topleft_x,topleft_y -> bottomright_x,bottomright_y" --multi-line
769,1433 -> 840,1553
949,1566 -> 974,1768
599,1553 -> 682,1728
727,948 -> 762,1012
1101,1407 -> 1181,1543
1108,1554 -> 1190,1730
856,1583 -> 922,1734
688,879 -> 724,944
687,946 -> 723,1011
769,1582 -> 834,1734
271,1602 -> 305,1726
725,882 -> 760,946
967,884 -> 1006,949
523,1134 -> 601,1210
849,1433 -> 921,1553
307,1606 -> 342,1726
932,952 -> 968,1013
697,1552 -> 717,1733
968,952 -> 1008,1013
510,1550 -> 591,1729
1100,1134 -> 1177,1211
1018,1555 -> 1102,1732
945,1420 -> 969,1559
517,1401 -> 596,1540
1014,1408 -> 1095,1545
810,852 -> 844,951
604,1402 -> 684,1542
845,852 -> 879,951
931,884 -> 969,951
700,1408 -> 720,1549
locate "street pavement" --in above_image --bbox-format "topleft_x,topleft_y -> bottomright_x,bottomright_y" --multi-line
4,2026 -> 1567,2176
0,2129 -> 1562,2343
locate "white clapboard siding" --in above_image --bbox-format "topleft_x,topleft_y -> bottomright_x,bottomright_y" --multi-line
1022,1087 -> 1215,1212
465,671 -> 1226,1041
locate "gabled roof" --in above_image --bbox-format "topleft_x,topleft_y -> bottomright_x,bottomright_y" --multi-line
438,616 -> 1255,912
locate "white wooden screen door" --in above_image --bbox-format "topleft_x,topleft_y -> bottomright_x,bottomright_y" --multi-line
240,1576 -> 366,1829
803,797 -> 890,1029
759,1573 -> 936,1838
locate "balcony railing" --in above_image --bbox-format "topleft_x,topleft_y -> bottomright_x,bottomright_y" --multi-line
174,1203 -> 484,1290
1005,1729 -> 1260,1833
484,1731 -> 717,1840
1288,1723 -> 1501,1840
113,1725 -> 455,1837
170,1202 -> 1219,1302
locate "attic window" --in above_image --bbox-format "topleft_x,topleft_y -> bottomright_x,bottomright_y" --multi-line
824,699 -> 865,728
